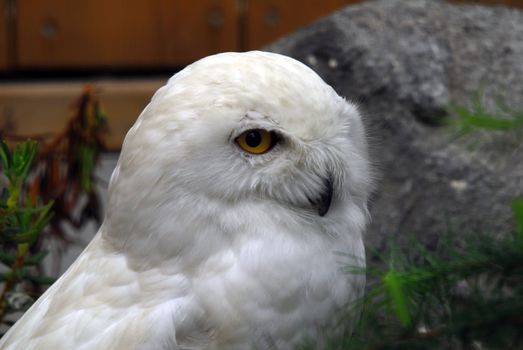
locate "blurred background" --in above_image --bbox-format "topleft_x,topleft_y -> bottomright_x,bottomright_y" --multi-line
0,0 -> 522,290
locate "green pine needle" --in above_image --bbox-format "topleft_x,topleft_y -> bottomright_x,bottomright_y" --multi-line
512,198 -> 523,250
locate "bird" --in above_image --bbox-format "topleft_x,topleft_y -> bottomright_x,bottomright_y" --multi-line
0,51 -> 371,349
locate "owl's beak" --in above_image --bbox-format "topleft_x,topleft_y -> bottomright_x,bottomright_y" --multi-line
316,172 -> 334,217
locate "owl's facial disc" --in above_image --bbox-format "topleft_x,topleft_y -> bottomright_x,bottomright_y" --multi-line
309,171 -> 334,217
231,114 -> 337,217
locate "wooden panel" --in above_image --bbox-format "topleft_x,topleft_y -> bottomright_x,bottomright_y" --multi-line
0,79 -> 166,150
245,0 -> 362,49
0,0 -> 9,70
163,0 -> 239,63
16,0 -> 239,68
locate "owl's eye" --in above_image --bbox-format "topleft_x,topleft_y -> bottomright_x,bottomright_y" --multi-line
235,129 -> 276,154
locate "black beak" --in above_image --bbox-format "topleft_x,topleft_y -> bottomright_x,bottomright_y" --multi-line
315,172 -> 334,217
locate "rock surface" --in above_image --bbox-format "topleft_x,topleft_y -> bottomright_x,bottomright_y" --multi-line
266,0 -> 523,249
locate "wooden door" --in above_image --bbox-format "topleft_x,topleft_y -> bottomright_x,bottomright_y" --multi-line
0,0 -> 9,70
162,0 -> 239,64
245,0 -> 361,49
16,0 -> 239,69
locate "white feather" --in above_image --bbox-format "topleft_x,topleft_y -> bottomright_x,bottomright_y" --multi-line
0,51 -> 371,349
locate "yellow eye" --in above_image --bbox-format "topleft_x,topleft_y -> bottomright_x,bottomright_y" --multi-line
235,129 -> 275,154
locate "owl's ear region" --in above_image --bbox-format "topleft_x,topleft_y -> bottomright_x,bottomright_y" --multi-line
309,171 -> 334,217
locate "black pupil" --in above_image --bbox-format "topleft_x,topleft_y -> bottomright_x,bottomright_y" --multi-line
245,130 -> 262,148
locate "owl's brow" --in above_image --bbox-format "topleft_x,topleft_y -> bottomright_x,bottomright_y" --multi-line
227,112 -> 272,141
243,111 -> 280,124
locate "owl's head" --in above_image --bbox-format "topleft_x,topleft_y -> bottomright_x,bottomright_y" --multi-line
103,51 -> 371,263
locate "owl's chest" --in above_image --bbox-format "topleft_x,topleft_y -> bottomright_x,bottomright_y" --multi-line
184,227 -> 365,348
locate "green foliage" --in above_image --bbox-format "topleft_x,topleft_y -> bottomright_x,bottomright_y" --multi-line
0,140 -> 55,326
343,215 -> 523,350
0,141 -> 37,185
77,145 -> 98,192
512,198 -> 523,251
446,91 -> 523,135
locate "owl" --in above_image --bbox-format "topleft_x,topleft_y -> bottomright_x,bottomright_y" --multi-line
0,51 -> 371,349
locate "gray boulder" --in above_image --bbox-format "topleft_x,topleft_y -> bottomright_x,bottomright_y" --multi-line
266,0 -> 523,249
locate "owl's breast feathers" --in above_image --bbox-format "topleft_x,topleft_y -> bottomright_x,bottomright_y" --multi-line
1,220 -> 364,349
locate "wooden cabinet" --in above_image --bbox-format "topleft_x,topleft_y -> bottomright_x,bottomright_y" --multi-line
0,0 -> 10,70
16,0 -> 239,68
246,0 -> 351,49
3,0 -> 363,70
2,0 -> 523,71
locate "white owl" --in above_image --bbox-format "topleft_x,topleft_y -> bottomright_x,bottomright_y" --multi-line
0,51 -> 371,349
